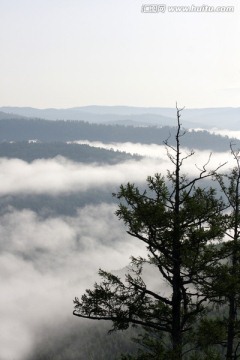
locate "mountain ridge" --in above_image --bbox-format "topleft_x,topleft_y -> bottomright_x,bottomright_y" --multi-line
1,106 -> 239,129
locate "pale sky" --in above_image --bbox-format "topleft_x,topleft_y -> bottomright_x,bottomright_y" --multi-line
0,0 -> 239,108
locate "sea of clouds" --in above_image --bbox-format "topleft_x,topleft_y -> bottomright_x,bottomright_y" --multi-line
0,141 -> 236,359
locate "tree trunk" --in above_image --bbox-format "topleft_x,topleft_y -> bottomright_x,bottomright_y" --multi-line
171,106 -> 182,360
172,260 -> 182,359
226,295 -> 235,360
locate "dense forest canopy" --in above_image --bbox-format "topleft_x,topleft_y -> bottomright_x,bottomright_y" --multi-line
0,118 -> 239,151
0,141 -> 140,163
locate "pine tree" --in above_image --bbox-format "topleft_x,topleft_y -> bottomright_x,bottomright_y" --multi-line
73,107 -> 226,359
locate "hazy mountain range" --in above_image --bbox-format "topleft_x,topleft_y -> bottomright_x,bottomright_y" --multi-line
1,106 -> 240,129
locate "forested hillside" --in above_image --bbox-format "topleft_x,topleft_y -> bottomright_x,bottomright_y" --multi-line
27,321 -> 138,360
0,141 -> 140,163
0,118 -> 238,151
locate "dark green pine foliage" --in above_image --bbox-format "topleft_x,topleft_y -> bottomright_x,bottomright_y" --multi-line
185,144 -> 240,360
73,107 -> 226,359
213,144 -> 240,360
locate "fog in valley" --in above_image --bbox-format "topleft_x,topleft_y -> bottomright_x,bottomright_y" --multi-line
0,140 -> 236,360
0,203 -> 148,360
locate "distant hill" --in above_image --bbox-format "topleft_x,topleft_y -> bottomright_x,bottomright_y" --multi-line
0,141 -> 139,164
1,106 -> 239,129
0,118 -> 238,152
0,111 -> 27,120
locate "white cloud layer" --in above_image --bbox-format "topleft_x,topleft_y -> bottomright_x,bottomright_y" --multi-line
0,143 -> 236,197
0,205 -> 147,360
0,156 -> 159,195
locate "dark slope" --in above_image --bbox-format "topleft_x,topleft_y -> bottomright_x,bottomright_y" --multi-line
0,118 -> 238,151
0,141 -> 140,164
